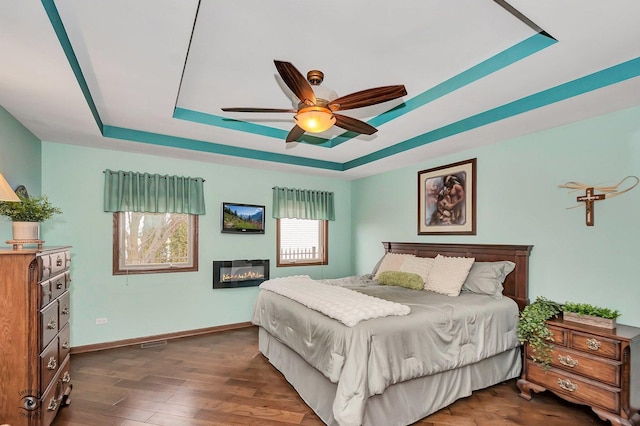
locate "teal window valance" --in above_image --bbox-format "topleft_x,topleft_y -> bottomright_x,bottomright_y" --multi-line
272,186 -> 335,221
103,169 -> 206,215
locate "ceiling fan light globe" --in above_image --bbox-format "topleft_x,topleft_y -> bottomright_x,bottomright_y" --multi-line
295,107 -> 336,133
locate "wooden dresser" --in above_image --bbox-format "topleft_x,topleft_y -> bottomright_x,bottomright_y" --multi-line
0,247 -> 73,426
518,317 -> 640,426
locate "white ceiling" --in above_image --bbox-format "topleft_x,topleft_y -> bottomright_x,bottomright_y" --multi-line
1,0 -> 639,180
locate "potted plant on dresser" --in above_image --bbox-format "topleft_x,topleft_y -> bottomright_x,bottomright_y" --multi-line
0,193 -> 62,243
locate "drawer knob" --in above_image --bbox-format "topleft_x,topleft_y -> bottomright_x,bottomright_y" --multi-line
557,378 -> 578,392
62,371 -> 71,383
586,338 -> 601,351
61,307 -> 70,315
56,280 -> 63,289
62,341 -> 70,350
56,257 -> 63,267
47,396 -> 58,411
47,356 -> 57,370
47,318 -> 57,330
558,354 -> 579,368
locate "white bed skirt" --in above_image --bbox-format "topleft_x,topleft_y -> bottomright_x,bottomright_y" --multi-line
259,327 -> 522,426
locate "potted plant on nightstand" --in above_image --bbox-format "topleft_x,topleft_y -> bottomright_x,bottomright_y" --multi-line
0,194 -> 62,241
562,302 -> 621,329
517,296 -> 563,368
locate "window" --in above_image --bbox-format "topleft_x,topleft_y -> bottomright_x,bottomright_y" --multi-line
113,212 -> 198,275
277,218 -> 328,266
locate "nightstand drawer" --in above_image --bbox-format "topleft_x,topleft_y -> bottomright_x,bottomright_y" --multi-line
548,325 -> 566,346
530,345 -> 621,387
570,331 -> 620,360
526,360 -> 620,412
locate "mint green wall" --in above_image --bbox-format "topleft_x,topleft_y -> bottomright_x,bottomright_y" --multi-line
0,105 -> 41,236
352,106 -> 640,327
41,143 -> 352,347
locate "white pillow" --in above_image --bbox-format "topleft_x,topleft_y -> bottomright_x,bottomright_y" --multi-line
399,256 -> 435,284
374,253 -> 415,280
424,254 -> 475,296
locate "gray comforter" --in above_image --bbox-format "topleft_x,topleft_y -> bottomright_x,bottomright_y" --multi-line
251,278 -> 520,426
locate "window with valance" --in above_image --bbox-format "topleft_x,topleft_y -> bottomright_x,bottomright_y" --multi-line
104,169 -> 205,275
272,186 -> 334,266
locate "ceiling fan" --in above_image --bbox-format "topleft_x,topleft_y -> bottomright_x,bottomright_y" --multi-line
221,60 -> 407,143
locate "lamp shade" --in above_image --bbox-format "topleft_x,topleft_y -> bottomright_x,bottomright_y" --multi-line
0,173 -> 20,202
294,106 -> 336,133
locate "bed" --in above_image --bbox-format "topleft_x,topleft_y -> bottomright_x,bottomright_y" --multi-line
251,242 -> 533,426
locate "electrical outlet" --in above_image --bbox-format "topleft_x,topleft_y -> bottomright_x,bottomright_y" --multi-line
95,317 -> 108,325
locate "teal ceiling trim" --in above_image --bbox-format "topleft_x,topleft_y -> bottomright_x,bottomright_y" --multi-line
41,0 -> 103,133
42,1 -> 638,174
177,34 -> 556,149
102,126 -> 344,171
173,107 -> 330,145
344,56 -> 640,171
330,33 -> 557,148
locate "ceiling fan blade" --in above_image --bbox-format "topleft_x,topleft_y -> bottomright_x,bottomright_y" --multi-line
274,60 -> 317,106
221,107 -> 296,113
328,85 -> 407,111
334,114 -> 378,135
286,125 -> 306,143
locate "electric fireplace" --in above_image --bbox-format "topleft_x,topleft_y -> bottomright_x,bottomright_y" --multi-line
213,259 -> 269,289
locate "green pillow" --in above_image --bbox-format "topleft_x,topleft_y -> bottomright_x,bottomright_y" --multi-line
377,271 -> 424,290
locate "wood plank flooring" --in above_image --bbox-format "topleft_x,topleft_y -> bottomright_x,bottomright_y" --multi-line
53,327 -> 609,426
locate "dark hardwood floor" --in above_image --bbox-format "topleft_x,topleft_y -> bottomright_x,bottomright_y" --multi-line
53,327 -> 609,426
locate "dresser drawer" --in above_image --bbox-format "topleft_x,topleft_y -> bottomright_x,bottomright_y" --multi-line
40,355 -> 70,426
58,291 -> 71,329
570,331 -> 620,360
50,251 -> 67,276
59,323 -> 71,361
527,345 -> 621,387
526,360 -> 620,412
40,279 -> 52,308
41,302 -> 59,350
40,337 -> 59,392
50,273 -> 66,300
65,270 -> 72,290
40,255 -> 52,280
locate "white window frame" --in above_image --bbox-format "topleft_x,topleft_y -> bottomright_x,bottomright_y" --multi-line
276,218 -> 328,267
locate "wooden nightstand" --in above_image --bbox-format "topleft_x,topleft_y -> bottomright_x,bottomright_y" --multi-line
518,317 -> 640,426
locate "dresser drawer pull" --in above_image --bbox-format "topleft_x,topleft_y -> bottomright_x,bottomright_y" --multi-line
47,318 -> 57,330
56,257 -> 63,267
557,378 -> 578,392
62,340 -> 70,350
61,307 -> 70,315
62,371 -> 71,383
47,396 -> 58,411
47,356 -> 57,370
558,354 -> 579,368
55,280 -> 63,289
586,338 -> 601,351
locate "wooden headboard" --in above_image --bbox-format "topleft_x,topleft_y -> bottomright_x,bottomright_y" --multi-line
382,242 -> 533,311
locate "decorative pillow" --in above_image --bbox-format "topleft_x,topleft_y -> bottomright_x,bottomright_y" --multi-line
377,271 -> 424,290
373,253 -> 415,280
424,254 -> 475,296
462,261 -> 516,299
399,256 -> 435,284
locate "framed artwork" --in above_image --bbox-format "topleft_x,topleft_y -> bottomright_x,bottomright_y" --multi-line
417,158 -> 476,235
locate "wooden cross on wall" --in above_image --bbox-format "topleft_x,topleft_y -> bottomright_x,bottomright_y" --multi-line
576,187 -> 605,226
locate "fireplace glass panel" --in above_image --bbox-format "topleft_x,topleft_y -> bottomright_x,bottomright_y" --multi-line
213,259 -> 269,289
